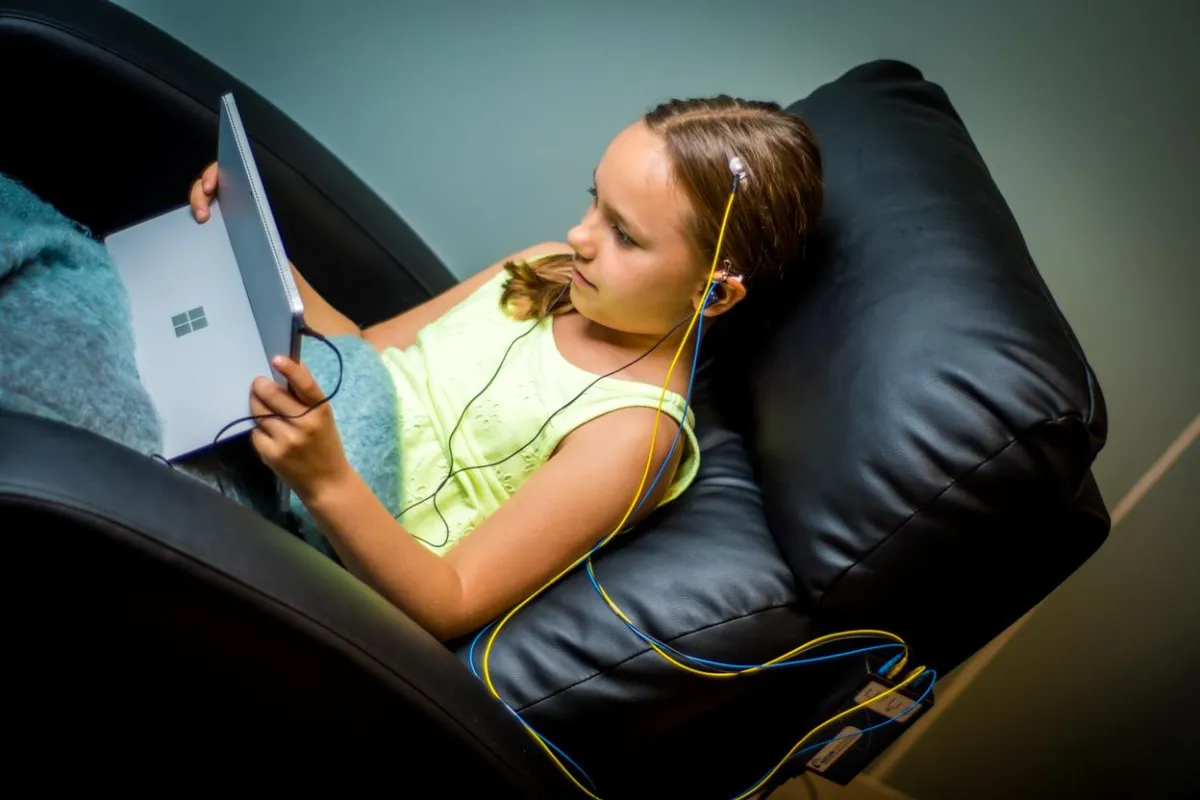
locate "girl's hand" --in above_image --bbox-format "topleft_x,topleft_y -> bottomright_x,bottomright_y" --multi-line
189,161 -> 219,222
249,356 -> 350,500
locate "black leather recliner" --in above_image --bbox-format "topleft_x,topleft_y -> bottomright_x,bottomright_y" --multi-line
0,2 -> 1110,796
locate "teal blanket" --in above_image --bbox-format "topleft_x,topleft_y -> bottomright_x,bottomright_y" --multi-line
0,175 -> 402,548
0,174 -> 162,454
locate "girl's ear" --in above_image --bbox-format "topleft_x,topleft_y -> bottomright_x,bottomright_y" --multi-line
702,274 -> 746,317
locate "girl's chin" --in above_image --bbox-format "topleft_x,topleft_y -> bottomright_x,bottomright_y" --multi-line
565,287 -> 601,321
568,280 -> 590,306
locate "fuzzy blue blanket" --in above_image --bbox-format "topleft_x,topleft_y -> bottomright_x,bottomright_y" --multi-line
0,174 -> 401,546
0,174 -> 162,454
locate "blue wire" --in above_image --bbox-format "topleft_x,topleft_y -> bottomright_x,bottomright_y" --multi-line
586,561 -> 904,671
467,619 -> 493,679
469,295 -> 927,798
745,670 -> 938,796
582,308 -> 909,673
595,608 -> 905,673
878,652 -> 903,677
581,294 -> 705,562
463,303 -> 711,792
469,620 -> 598,790
626,292 -> 706,517
512,711 -> 598,792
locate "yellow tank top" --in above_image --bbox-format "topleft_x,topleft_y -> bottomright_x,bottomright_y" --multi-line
380,267 -> 700,556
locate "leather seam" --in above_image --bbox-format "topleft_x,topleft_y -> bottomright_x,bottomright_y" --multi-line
815,412 -> 1085,613
1012,246 -> 1098,426
512,601 -> 800,714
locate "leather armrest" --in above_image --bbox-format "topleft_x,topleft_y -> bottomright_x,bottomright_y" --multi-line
0,408 -> 571,794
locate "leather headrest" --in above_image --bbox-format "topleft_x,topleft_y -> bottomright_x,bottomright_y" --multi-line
731,60 -> 1108,666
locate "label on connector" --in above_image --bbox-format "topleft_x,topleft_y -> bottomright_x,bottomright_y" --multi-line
806,726 -> 862,773
855,681 -> 923,722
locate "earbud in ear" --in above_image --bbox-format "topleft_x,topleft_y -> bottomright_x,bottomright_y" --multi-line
704,281 -> 722,309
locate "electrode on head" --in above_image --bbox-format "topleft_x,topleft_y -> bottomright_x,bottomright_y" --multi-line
728,156 -> 748,184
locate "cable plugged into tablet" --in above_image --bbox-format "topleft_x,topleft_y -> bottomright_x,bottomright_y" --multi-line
150,328 -> 344,506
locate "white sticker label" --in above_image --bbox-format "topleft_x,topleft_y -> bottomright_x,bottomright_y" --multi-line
854,681 -> 923,722
806,726 -> 862,773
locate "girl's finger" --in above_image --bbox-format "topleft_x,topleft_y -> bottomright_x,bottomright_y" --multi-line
249,392 -> 291,439
190,180 -> 211,222
273,356 -> 326,406
202,161 -> 218,192
252,376 -> 308,418
250,427 -> 281,462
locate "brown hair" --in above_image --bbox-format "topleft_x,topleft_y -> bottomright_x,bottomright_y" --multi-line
500,95 -> 823,321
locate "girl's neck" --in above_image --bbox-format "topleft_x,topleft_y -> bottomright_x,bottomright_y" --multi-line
573,311 -> 704,370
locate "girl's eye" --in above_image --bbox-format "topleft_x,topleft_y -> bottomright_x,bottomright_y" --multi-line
588,184 -> 636,247
612,225 -> 635,247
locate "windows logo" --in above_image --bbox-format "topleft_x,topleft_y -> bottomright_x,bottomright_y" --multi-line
173,306 -> 208,337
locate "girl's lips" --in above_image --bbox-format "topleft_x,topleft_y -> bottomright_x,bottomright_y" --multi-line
572,268 -> 595,289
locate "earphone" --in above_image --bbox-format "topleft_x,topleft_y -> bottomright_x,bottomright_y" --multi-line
704,261 -> 739,308
704,275 -> 722,308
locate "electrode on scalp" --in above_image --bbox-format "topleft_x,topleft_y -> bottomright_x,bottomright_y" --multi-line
728,156 -> 748,184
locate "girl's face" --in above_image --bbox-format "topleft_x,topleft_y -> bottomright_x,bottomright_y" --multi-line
566,121 -> 709,337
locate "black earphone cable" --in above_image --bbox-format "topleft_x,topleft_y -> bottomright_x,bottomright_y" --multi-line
403,288 -> 697,549
208,326 -> 343,445
150,288 -> 698,550
151,326 -> 343,503
414,283 -> 570,545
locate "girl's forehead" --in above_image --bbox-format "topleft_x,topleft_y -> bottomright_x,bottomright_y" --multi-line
597,122 -> 692,245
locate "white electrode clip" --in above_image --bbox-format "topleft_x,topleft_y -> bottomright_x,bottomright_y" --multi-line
728,156 -> 748,186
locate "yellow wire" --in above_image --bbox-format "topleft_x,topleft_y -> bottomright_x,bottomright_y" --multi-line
521,663 -> 928,799
886,653 -> 909,680
478,180 -> 918,797
729,666 -> 928,800
525,724 -> 605,800
480,189 -> 738,697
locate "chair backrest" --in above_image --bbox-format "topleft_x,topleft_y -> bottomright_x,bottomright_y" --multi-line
742,60 -> 1110,671
0,0 -> 453,326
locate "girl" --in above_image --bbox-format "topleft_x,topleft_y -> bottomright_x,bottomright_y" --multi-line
189,96 -> 822,642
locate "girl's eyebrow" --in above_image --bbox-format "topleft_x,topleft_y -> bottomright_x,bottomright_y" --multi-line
593,165 -> 649,243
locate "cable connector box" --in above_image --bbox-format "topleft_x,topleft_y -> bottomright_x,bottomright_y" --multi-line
800,653 -> 936,786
